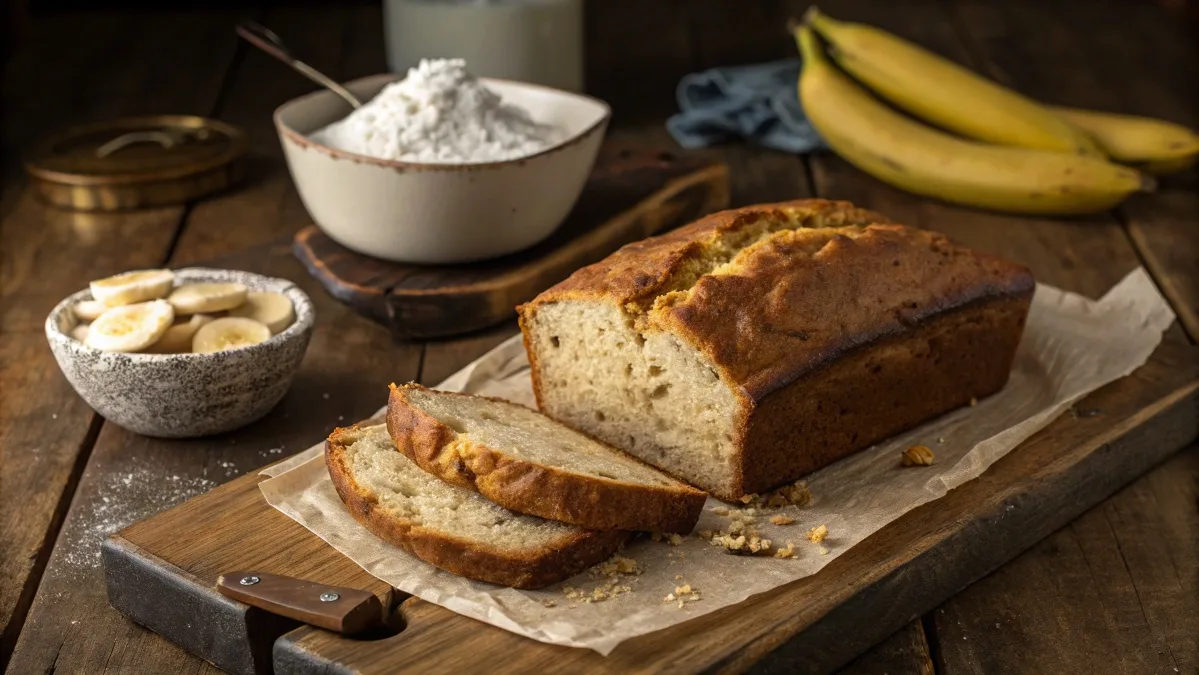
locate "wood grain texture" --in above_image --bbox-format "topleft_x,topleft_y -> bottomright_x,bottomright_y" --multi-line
5,6 -> 420,675
835,621 -> 934,675
257,342 -> 1196,674
930,445 -> 1199,674
944,0 -> 1199,342
0,9 -> 242,668
292,149 -> 730,339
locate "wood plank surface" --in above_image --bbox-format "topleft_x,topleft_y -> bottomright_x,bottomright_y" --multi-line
0,9 -> 243,668
5,5 -> 420,675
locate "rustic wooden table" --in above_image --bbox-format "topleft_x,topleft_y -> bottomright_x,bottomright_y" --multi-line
2,1 -> 1195,673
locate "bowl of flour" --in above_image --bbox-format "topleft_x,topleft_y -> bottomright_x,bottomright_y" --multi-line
275,59 -> 609,264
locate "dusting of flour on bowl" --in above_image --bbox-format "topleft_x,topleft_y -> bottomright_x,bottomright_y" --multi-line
312,59 -> 563,163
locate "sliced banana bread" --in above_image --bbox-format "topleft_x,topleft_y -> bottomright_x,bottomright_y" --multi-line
387,384 -> 707,533
518,199 -> 1034,501
325,424 -> 627,589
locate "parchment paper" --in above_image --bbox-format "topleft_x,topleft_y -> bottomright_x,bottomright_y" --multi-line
259,268 -> 1174,654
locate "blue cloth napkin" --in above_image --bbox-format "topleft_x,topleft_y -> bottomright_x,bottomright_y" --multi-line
666,58 -> 825,153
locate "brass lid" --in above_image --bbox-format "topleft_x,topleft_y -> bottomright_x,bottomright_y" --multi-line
24,115 -> 247,211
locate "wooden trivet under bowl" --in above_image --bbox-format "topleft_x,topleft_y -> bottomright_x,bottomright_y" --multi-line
293,145 -> 730,340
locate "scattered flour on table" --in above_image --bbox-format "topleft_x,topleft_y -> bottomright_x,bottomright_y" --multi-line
59,467 -> 217,571
312,59 -> 563,163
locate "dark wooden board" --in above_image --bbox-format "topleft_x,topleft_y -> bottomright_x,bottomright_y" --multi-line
102,341 -> 1199,675
292,146 -> 730,339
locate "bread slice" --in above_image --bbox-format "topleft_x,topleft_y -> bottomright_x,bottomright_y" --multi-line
325,424 -> 627,589
386,384 -> 707,533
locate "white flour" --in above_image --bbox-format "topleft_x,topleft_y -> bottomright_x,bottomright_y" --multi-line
313,59 -> 563,163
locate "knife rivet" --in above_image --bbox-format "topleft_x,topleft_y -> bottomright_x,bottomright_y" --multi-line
319,592 -> 340,602
239,576 -> 260,586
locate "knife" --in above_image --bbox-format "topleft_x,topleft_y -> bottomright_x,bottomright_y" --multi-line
216,570 -> 384,634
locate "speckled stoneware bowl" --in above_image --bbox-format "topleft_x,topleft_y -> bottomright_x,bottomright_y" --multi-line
45,268 -> 315,438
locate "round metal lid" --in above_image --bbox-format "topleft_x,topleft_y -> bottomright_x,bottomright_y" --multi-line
24,115 -> 247,211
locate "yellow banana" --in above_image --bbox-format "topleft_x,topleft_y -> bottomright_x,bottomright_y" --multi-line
794,26 -> 1152,215
805,8 -> 1101,157
1049,106 -> 1199,175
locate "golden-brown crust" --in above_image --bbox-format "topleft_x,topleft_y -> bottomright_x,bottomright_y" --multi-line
386,384 -> 707,533
658,223 -> 1034,400
518,199 -> 891,313
325,426 -> 627,590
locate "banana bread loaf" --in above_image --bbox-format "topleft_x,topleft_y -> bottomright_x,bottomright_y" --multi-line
518,199 -> 1034,501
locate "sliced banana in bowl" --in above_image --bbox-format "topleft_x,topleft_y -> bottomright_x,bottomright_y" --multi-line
85,300 -> 175,352
227,291 -> 296,335
90,269 -> 175,307
168,282 -> 249,314
193,317 -> 272,353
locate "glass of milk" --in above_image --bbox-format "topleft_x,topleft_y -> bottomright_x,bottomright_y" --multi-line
383,0 -> 584,92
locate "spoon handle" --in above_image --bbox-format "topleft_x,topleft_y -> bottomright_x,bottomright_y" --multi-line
235,21 -> 363,109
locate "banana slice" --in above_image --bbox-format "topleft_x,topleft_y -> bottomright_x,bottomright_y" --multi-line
71,323 -> 90,342
143,314 -> 214,353
90,269 -> 175,307
226,291 -> 295,335
192,317 -> 271,353
168,283 -> 248,315
85,300 -> 174,352
73,300 -> 108,321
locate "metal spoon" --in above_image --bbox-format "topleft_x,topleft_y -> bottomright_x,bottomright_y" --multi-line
235,21 -> 363,110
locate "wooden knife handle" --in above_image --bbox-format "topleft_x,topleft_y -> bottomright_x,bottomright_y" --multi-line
216,570 -> 383,634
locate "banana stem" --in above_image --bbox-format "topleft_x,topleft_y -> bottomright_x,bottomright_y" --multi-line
794,25 -> 825,65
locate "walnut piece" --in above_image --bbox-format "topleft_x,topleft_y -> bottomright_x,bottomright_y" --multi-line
902,444 -> 935,467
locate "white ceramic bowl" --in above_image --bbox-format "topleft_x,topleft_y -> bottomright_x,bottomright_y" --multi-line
45,268 -> 315,438
275,74 -> 610,263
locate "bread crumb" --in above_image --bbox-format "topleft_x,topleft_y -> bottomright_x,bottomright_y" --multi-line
762,481 -> 812,509
819,546 -> 829,555
675,574 -> 683,580
807,524 -> 828,544
769,514 -> 794,526
593,555 -> 641,577
739,494 -> 756,504
665,583 -> 701,608
650,531 -> 663,542
711,506 -> 730,516
710,529 -> 772,555
937,437 -> 946,444
668,533 -> 683,546
970,397 -> 978,406
697,529 -> 715,540
902,445 -> 935,467
541,599 -> 557,608
774,542 -> 796,559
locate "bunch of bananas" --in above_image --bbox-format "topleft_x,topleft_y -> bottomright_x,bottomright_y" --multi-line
794,9 -> 1199,215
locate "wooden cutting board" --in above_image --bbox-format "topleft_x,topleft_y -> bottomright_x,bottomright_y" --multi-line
103,342 -> 1199,675
292,145 -> 730,339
